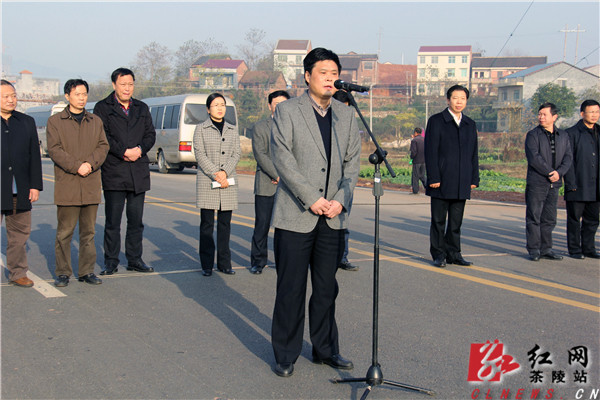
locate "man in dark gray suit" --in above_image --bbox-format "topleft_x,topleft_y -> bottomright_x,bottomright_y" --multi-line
270,48 -> 361,377
564,99 -> 600,259
249,90 -> 290,275
410,127 -> 426,194
525,102 -> 572,261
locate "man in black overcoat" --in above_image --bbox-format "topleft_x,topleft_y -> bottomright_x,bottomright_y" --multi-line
564,99 -> 600,259
424,85 -> 479,268
1,80 -> 43,287
93,68 -> 156,275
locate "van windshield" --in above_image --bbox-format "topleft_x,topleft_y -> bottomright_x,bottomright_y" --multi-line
184,104 -> 237,126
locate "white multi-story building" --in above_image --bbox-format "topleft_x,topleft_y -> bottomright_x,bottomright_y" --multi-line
2,70 -> 60,111
273,39 -> 312,87
416,45 -> 472,96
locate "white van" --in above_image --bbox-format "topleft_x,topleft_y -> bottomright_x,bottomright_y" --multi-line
142,94 -> 238,173
26,102 -> 68,156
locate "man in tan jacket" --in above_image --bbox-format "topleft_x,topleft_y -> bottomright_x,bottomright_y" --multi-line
47,79 -> 109,286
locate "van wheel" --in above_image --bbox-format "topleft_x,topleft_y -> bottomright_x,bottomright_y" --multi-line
157,150 -> 169,174
176,165 -> 184,172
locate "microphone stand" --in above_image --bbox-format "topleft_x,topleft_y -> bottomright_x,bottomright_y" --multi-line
332,90 -> 434,399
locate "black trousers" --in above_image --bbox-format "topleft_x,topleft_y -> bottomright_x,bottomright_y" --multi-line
271,217 -> 344,364
104,190 -> 145,267
566,200 -> 600,255
200,209 -> 232,272
411,163 -> 426,194
525,184 -> 558,256
250,195 -> 274,267
430,197 -> 466,260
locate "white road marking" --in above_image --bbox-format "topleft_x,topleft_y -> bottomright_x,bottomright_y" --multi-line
1,257 -> 66,298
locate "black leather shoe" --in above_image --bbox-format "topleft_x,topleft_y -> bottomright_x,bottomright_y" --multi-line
570,253 -> 585,259
100,264 -> 118,275
584,252 -> 600,259
78,273 -> 102,285
530,254 -> 541,261
338,261 -> 359,271
433,256 -> 446,268
541,252 -> 563,260
447,255 -> 473,266
55,275 -> 69,287
201,270 -> 212,277
127,262 -> 154,273
250,265 -> 264,274
217,268 -> 235,275
313,354 -> 354,370
274,362 -> 294,377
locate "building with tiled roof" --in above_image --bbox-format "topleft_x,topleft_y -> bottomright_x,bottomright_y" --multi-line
417,45 -> 472,96
238,71 -> 287,92
373,63 -> 417,100
273,39 -> 312,86
338,52 -> 378,87
470,56 -> 547,96
493,61 -> 599,132
189,59 -> 248,90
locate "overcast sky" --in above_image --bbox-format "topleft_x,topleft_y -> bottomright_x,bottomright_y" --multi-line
2,1 -> 599,85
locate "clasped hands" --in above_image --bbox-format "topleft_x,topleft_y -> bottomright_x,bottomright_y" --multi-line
77,162 -> 93,177
215,170 -> 229,188
310,197 -> 343,218
123,146 -> 142,162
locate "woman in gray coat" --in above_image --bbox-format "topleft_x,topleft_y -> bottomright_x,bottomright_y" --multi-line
193,93 -> 240,276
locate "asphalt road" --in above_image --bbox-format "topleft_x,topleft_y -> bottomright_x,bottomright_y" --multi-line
2,158 -> 599,400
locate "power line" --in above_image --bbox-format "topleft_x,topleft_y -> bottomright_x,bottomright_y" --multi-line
490,0 -> 535,68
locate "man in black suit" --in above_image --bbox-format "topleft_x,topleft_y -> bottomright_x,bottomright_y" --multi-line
410,127 -> 426,194
425,85 -> 479,268
1,79 -> 43,287
564,99 -> 600,259
249,90 -> 290,275
93,68 -> 156,275
525,102 -> 572,261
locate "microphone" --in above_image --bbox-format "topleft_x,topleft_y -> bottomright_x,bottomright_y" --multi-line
334,80 -> 369,93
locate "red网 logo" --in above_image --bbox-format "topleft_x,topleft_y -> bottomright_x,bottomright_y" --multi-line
468,339 -> 521,382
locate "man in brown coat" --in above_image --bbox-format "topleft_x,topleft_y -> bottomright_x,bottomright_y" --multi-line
47,79 -> 109,286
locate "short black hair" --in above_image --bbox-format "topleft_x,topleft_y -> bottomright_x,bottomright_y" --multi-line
206,92 -> 226,109
268,90 -> 290,104
64,79 -> 89,95
539,102 -> 558,116
303,47 -> 342,85
580,99 -> 600,113
1,79 -> 15,89
332,90 -> 350,104
111,67 -> 135,83
446,84 -> 469,100
414,127 -> 423,134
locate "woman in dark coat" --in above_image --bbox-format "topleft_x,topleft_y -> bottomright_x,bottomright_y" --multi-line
193,93 -> 240,276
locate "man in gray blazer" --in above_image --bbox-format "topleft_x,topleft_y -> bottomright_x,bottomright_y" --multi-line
249,90 -> 290,275
270,48 -> 361,377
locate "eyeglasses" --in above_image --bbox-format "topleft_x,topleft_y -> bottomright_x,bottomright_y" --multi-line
210,103 -> 226,108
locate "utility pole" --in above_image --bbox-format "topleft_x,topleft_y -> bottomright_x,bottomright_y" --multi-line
559,24 -> 585,64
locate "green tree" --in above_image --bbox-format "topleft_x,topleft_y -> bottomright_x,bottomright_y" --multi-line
530,83 -> 577,118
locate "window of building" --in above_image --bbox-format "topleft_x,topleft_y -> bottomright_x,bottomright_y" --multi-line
448,56 -> 456,64
557,78 -> 567,87
431,68 -> 439,77
497,71 -> 503,78
513,90 -> 520,101
460,68 -> 468,78
278,54 -> 286,62
420,56 -> 426,64
447,68 -> 455,78
430,83 -> 441,95
462,55 -> 468,63
501,90 -> 507,101
418,68 -> 425,78
364,61 -> 373,70
431,56 -> 438,64
296,55 -> 302,64
418,84 -> 425,94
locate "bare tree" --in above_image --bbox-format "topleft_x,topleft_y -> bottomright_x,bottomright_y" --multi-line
237,28 -> 270,70
174,38 -> 228,78
131,41 -> 173,85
